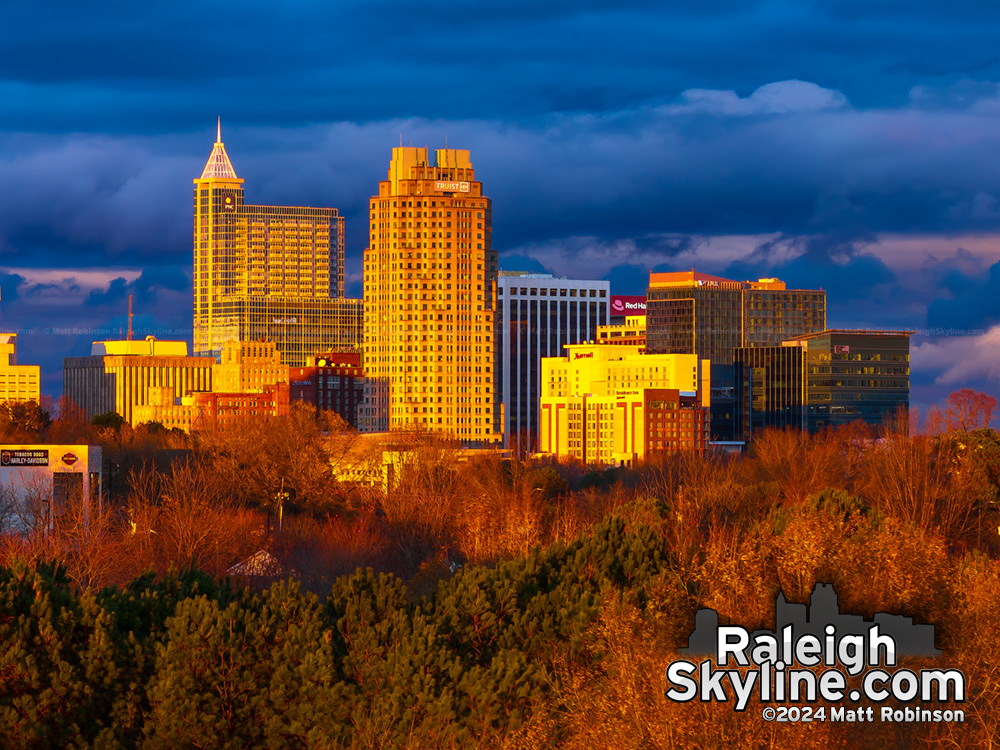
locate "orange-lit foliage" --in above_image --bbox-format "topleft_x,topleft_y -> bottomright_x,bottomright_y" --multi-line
2,417 -> 1000,748
945,388 -> 998,432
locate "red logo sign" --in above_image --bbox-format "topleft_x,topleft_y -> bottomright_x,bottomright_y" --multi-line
62,453 -> 78,466
610,295 -> 646,313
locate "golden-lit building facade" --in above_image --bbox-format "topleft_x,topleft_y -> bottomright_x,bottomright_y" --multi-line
63,340 -> 213,424
362,147 -> 498,442
290,351 -> 365,428
213,340 -> 288,393
539,344 -> 710,465
132,387 -> 195,431
133,382 -> 293,433
597,315 -> 646,350
193,121 -> 361,366
191,384 -> 290,430
0,334 -> 41,404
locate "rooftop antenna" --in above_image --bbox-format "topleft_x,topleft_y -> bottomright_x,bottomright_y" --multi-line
216,116 -> 222,144
127,294 -> 134,341
399,133 -> 403,147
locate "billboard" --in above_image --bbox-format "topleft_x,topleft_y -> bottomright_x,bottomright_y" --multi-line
610,295 -> 647,315
1,449 -> 48,467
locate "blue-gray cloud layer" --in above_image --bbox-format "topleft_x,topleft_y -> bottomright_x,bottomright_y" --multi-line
3,0 -> 1000,409
4,0 -> 1000,128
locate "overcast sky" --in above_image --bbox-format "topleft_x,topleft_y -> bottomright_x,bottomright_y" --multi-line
2,0 -> 1000,414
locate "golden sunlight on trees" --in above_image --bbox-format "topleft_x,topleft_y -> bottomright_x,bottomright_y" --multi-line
2,415 -> 1000,747
945,388 -> 999,432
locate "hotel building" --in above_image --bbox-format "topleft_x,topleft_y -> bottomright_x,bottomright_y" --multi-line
0,334 -> 40,404
193,121 -> 362,366
539,343 -> 710,466
734,330 -> 911,440
645,271 -> 826,439
362,146 -> 498,442
496,273 -> 609,450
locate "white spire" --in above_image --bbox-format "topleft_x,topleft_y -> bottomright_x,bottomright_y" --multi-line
200,118 -> 238,180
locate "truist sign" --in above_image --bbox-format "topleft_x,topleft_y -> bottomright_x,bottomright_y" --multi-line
610,295 -> 647,314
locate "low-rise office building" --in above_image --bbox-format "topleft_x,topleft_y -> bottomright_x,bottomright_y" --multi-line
191,384 -> 290,429
0,334 -> 41,404
64,339 -> 213,425
734,330 -> 911,440
134,382 -> 292,432
289,351 -> 364,427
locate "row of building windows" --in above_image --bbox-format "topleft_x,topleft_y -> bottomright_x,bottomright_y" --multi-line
500,287 -> 606,298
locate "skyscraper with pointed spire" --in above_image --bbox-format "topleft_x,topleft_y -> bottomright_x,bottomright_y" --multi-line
193,121 -> 361,365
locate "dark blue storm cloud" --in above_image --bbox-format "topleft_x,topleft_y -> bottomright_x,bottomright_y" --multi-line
3,0 -> 1000,409
4,0 -> 1000,128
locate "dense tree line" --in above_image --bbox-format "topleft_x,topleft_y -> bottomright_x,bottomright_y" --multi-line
2,397 -> 1000,746
0,515 -> 678,748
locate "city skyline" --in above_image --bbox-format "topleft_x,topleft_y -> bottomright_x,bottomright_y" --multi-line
2,2 -> 1000,415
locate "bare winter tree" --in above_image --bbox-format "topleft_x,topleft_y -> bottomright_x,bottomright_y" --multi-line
945,389 -> 999,432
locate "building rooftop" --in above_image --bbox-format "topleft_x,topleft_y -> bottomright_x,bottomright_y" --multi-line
198,119 -> 239,181
90,339 -> 189,357
648,270 -> 822,292
786,329 -> 916,341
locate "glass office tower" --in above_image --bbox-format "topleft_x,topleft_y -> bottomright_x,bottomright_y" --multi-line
646,271 -> 826,439
193,121 -> 361,366
734,330 -> 911,440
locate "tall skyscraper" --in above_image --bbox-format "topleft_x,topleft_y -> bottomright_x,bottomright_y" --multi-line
362,146 -> 498,442
193,121 -> 361,366
495,273 -> 609,450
